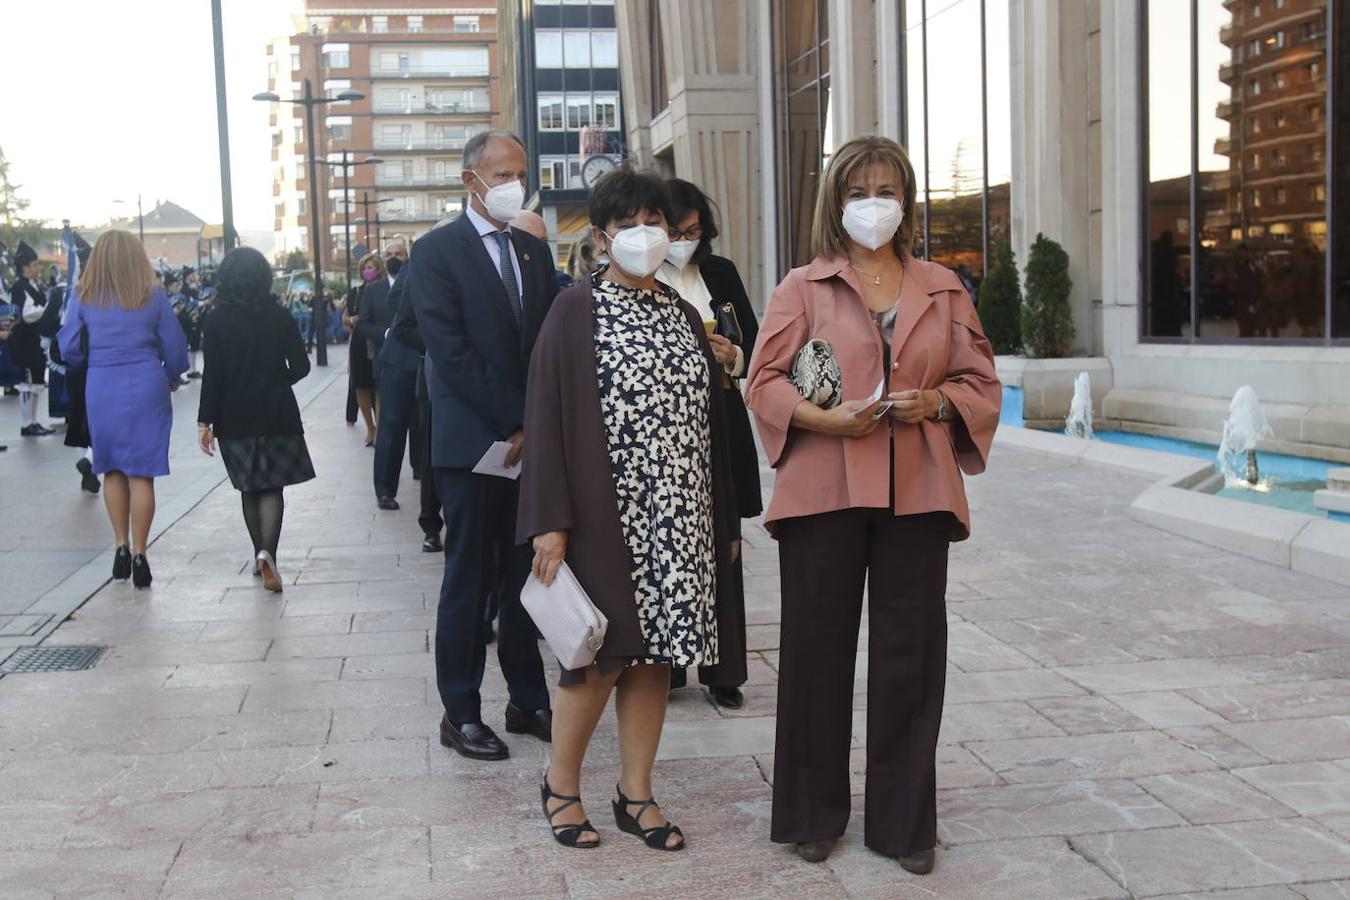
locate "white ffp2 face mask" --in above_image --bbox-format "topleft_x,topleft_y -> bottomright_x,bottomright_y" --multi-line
664,239 -> 698,271
605,225 -> 671,278
472,172 -> 525,223
842,197 -> 904,251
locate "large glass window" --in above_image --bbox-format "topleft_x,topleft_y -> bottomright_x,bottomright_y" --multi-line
1145,0 -> 1338,342
773,0 -> 830,270
900,0 -> 1013,291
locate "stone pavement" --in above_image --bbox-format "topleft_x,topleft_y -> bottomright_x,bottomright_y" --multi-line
1,368 -> 1349,898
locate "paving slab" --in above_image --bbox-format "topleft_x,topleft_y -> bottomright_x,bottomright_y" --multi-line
1072,818 -> 1350,896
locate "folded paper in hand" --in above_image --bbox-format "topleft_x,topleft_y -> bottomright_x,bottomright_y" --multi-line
521,563 -> 608,670
472,441 -> 522,480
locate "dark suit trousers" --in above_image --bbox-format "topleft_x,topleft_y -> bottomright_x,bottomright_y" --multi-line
416,389 -> 441,536
770,509 -> 949,858
373,362 -> 418,499
432,467 -> 549,725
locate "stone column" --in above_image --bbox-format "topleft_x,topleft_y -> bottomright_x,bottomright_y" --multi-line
1010,0 -> 1099,356
618,0 -> 769,306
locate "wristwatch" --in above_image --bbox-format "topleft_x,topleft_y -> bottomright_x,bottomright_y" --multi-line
933,391 -> 949,421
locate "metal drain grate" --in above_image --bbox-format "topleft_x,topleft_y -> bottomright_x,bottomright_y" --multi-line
0,646 -> 107,674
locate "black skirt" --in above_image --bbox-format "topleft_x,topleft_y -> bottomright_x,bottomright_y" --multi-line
349,336 -> 376,390
219,435 -> 316,492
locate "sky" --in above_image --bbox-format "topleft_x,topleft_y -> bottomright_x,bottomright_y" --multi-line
2,0 -> 302,233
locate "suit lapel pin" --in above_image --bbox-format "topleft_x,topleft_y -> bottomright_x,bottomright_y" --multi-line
523,253 -> 531,262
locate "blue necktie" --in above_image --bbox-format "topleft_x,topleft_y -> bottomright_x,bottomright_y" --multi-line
494,231 -> 521,321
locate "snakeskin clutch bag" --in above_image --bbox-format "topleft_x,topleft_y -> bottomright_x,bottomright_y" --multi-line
790,338 -> 842,410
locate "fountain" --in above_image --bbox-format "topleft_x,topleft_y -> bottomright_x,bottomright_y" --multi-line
1064,371 -> 1094,439
1217,386 -> 1273,486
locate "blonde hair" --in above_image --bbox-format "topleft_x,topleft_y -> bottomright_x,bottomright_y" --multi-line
358,252 -> 386,278
810,135 -> 919,261
79,230 -> 156,310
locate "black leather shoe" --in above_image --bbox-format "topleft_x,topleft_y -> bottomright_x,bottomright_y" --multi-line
710,686 -> 745,709
76,458 -> 100,494
131,554 -> 152,590
505,703 -> 552,743
421,533 -> 443,553
21,424 -> 55,437
669,667 -> 688,690
112,545 -> 132,581
899,848 -> 936,875
440,716 -> 508,760
796,839 -> 836,863
377,496 -> 400,511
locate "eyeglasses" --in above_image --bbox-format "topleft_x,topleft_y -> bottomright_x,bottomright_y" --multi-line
667,225 -> 703,241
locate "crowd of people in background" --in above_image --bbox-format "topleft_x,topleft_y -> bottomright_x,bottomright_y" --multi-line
2,125 -> 1002,876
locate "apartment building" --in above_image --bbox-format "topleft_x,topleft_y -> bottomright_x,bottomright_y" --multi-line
266,1 -> 503,272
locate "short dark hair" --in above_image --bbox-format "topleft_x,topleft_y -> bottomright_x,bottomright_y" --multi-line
588,167 -> 673,231
667,178 -> 720,265
213,246 -> 274,310
462,129 -> 524,171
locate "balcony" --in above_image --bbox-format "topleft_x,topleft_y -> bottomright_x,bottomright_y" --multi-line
371,100 -> 491,115
370,65 -> 490,79
1216,98 -> 1239,119
374,173 -> 465,188
1219,61 -> 1238,83
1219,23 -> 1235,45
373,137 -> 471,152
378,209 -> 457,223
1214,136 -> 1234,156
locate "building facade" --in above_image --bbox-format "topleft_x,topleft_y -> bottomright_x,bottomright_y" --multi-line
99,200 -> 208,268
505,0 -> 623,193
267,1 -> 504,272
617,0 -> 1349,455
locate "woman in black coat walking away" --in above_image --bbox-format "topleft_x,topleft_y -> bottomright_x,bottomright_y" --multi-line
196,247 -> 315,593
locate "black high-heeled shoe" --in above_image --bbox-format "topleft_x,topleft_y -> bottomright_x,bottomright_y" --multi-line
131,554 -> 152,589
612,783 -> 684,851
112,546 -> 132,581
541,772 -> 599,849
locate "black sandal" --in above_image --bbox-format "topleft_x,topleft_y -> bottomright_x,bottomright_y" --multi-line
541,772 -> 600,849
612,783 -> 685,851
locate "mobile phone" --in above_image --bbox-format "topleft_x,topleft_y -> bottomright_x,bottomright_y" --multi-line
870,401 -> 895,421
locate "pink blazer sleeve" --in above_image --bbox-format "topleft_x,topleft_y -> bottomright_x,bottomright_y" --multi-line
744,275 -> 810,468
942,297 -> 1001,475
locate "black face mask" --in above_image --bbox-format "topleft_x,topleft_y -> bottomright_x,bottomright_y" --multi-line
385,256 -> 403,276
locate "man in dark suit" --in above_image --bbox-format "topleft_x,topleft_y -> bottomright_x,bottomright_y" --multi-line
409,130 -> 559,760
372,242 -> 418,510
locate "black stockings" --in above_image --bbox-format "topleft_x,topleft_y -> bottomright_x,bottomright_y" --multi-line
241,489 -> 285,557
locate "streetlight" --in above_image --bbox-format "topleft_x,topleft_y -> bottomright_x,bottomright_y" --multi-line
324,152 -> 383,290
113,196 -> 144,244
252,81 -> 365,367
357,193 -> 398,254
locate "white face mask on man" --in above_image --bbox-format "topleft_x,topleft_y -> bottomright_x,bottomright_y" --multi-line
471,172 -> 525,223
841,196 -> 905,251
664,239 -> 699,271
604,224 -> 670,278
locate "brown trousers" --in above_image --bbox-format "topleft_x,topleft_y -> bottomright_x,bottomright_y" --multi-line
770,509 -> 949,857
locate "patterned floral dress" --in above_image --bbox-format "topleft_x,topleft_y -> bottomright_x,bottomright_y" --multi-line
592,277 -> 719,669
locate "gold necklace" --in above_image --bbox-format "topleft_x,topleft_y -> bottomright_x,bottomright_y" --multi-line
850,261 -> 897,287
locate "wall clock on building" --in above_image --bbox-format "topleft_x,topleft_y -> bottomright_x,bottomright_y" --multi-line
581,155 -> 618,189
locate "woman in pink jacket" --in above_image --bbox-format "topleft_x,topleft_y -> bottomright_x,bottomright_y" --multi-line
745,135 -> 1001,874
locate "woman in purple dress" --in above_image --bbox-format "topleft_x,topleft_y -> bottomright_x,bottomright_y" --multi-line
57,230 -> 190,588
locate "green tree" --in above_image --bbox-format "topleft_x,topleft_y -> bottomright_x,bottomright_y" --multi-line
1021,232 -> 1075,358
284,249 -> 308,271
979,239 -> 1022,354
0,147 -> 28,226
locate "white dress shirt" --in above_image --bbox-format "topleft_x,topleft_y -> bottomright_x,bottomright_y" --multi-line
656,261 -> 746,377
466,203 -> 524,296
